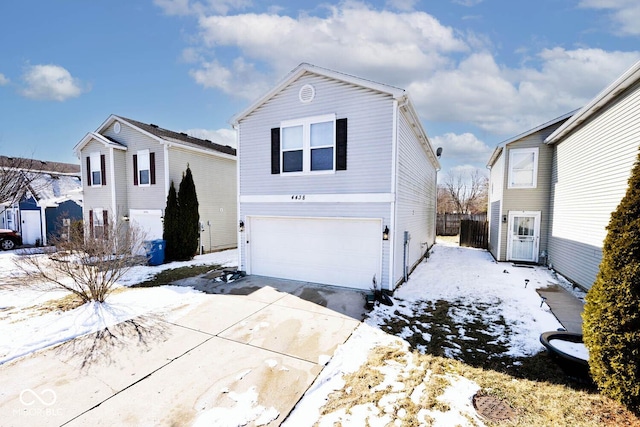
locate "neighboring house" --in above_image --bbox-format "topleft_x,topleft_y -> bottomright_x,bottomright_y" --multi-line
231,63 -> 441,291
545,59 -> 640,290
73,115 -> 237,252
486,111 -> 574,264
0,158 -> 83,246
487,59 -> 640,290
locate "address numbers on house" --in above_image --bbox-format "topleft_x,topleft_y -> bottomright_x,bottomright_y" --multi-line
291,195 -> 306,200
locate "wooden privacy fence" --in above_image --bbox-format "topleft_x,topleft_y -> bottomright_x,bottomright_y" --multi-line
436,213 -> 487,236
460,219 -> 488,249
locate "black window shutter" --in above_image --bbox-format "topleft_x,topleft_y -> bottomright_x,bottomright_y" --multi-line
150,152 -> 156,185
89,209 -> 94,238
336,118 -> 347,171
100,155 -> 106,185
271,128 -> 280,174
86,156 -> 92,185
103,210 -> 109,239
133,154 -> 138,186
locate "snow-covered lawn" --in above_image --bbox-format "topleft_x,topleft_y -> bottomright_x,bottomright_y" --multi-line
1,240 -> 597,426
0,249 -> 237,365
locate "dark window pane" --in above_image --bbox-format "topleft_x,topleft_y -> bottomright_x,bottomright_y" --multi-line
92,171 -> 101,185
283,150 -> 303,172
311,147 -> 333,171
139,170 -> 150,185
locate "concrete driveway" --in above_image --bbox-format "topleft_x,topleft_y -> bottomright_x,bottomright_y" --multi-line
0,276 -> 367,426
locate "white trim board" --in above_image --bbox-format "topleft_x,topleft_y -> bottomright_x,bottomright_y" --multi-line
240,193 -> 394,203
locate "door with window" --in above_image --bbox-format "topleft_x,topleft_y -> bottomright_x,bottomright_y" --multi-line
507,211 -> 540,262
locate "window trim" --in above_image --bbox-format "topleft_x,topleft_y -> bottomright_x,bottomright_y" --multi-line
137,149 -> 151,187
89,152 -> 102,187
508,147 -> 539,189
280,113 -> 336,175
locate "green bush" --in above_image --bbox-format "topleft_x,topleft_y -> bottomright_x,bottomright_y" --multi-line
176,166 -> 200,261
583,148 -> 640,414
163,181 -> 180,262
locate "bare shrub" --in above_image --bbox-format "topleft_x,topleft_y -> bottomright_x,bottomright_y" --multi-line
15,217 -> 147,303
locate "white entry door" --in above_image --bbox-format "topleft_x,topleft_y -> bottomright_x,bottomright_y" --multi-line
507,211 -> 540,262
21,210 -> 42,245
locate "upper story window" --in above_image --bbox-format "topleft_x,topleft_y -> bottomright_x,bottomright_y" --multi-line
508,147 -> 538,189
87,152 -> 106,187
133,150 -> 156,186
280,114 -> 336,174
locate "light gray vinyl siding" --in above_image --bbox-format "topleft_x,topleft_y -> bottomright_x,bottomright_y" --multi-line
488,150 -> 504,260
238,73 -> 394,195
393,110 -> 437,287
81,139 -> 113,221
104,123 -> 167,211
499,124 -> 560,261
548,81 -> 640,289
239,202 -> 390,287
113,148 -> 128,218
169,147 -> 237,250
489,201 -> 501,259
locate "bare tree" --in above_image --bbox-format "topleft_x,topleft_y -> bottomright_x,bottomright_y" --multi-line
441,169 -> 488,214
14,218 -> 147,303
0,155 -> 78,205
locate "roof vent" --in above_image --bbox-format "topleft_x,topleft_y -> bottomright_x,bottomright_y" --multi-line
299,84 -> 315,103
150,124 -> 158,128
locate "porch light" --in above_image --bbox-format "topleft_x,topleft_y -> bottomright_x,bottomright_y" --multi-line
239,220 -> 245,233
382,226 -> 390,241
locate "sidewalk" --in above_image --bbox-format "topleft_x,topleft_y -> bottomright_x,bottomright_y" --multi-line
537,284 -> 585,334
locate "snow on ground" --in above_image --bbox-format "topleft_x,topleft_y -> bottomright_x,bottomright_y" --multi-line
0,249 -> 237,365
285,239 -> 567,426
1,241 -> 577,426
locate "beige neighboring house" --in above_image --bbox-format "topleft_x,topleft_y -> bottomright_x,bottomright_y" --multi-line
488,58 -> 640,290
73,115 -> 237,252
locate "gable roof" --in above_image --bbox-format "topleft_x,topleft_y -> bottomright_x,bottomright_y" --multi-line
74,115 -> 236,158
546,59 -> 640,144
231,63 -> 407,125
25,172 -> 82,207
0,155 -> 80,175
487,110 -> 577,168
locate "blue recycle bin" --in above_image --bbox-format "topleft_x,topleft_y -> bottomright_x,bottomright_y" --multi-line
144,239 -> 166,266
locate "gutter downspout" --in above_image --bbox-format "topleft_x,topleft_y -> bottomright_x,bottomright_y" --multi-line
389,99 -> 399,291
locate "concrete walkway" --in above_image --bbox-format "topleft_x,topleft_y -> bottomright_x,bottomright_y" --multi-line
0,278 -> 366,426
537,284 -> 585,334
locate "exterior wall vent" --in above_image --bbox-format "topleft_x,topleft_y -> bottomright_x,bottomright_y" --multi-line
299,84 -> 315,103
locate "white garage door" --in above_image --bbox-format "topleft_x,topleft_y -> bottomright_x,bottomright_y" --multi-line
129,209 -> 163,240
248,216 -> 382,290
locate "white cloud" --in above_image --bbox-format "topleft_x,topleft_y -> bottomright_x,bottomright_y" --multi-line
452,0 -> 483,6
190,2 -> 468,95
154,0 -> 251,16
579,0 -> 640,36
410,48 -> 638,135
186,127 -> 236,148
385,0 -> 418,11
431,132 -> 492,165
0,73 -> 9,85
20,64 -> 86,101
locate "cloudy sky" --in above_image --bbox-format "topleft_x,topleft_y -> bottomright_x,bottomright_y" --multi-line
0,0 -> 638,175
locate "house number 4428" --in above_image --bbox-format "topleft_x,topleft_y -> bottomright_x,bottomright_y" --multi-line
291,195 -> 306,200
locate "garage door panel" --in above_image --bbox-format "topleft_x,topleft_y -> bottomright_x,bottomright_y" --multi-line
249,217 -> 381,289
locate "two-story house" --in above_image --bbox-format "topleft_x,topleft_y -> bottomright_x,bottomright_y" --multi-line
488,59 -> 640,290
486,112 -> 573,264
74,115 -> 237,252
231,63 -> 440,291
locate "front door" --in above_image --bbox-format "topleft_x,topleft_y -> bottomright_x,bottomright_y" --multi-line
507,211 -> 540,262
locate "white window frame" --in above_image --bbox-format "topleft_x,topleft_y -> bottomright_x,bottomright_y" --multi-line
508,147 -> 538,189
280,113 -> 336,175
93,208 -> 105,239
90,152 -> 102,187
137,149 -> 151,187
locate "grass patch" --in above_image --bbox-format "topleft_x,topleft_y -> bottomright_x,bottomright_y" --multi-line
320,343 -> 640,426
132,264 -> 220,288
